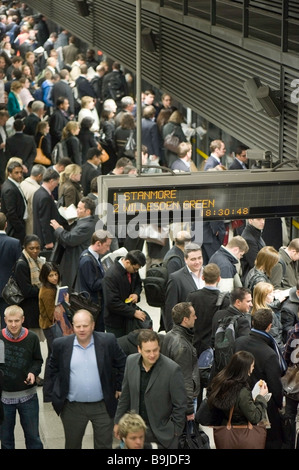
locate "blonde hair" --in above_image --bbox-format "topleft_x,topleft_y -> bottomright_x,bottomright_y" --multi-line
118,411 -> 147,440
10,80 -> 22,92
62,121 -> 79,140
59,164 -> 81,185
254,246 -> 279,277
80,96 -> 94,108
4,305 -> 24,318
252,281 -> 273,314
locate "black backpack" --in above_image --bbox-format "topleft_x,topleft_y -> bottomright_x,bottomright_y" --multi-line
143,255 -> 181,308
213,315 -> 240,374
105,72 -> 125,101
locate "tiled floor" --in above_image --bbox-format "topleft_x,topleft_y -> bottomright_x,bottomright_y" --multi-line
13,290 -> 215,449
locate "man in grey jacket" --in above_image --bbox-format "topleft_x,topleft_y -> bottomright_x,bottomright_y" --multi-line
114,329 -> 187,449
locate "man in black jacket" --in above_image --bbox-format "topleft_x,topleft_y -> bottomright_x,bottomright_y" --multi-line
234,308 -> 285,449
49,96 -> 71,149
5,119 -> 36,176
161,302 -> 200,421
0,161 -> 27,244
102,250 -> 146,337
32,168 -> 65,250
81,147 -> 102,196
211,286 -> 252,347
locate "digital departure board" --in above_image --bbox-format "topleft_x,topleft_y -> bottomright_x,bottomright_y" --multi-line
98,169 -> 299,223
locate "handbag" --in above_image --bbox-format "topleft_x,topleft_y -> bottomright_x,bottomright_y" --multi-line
34,136 -> 52,166
281,365 -> 299,400
123,130 -> 136,159
99,148 -> 110,163
212,406 -> 267,449
68,291 -> 100,322
163,131 -> 180,153
2,275 -> 24,305
125,307 -> 153,334
178,420 -> 210,450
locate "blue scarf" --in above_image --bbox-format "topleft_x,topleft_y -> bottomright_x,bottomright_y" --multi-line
251,328 -> 287,375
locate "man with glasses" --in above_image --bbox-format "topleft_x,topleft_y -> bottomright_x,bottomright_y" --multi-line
102,249 -> 147,337
228,145 -> 249,170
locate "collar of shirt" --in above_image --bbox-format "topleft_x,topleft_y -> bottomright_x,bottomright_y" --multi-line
74,334 -> 94,349
5,326 -> 26,339
211,153 -> 221,164
8,176 -> 20,188
42,183 -> 52,195
88,246 -> 100,262
187,266 -> 205,289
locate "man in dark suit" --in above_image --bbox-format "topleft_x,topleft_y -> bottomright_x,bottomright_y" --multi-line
164,243 -> 204,332
0,212 -> 22,327
50,196 -> 97,289
102,250 -> 146,338
5,119 -> 37,176
51,69 -> 75,117
114,329 -> 187,449
228,145 -> 249,170
49,96 -> 70,150
81,147 -> 102,196
234,308 -> 285,449
49,309 -> 126,449
78,229 -> 112,332
204,139 -> 226,170
23,100 -> 45,136
75,64 -> 96,100
0,160 -> 27,244
141,105 -> 161,159
32,168 -> 65,250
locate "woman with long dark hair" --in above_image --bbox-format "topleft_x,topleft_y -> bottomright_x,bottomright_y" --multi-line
39,261 -> 72,402
207,350 -> 268,427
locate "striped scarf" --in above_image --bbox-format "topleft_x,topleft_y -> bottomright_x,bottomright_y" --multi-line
22,249 -> 43,289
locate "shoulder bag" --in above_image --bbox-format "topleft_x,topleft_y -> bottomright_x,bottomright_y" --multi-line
69,291 -> 100,322
178,420 -> 210,449
2,275 -> 24,305
212,406 -> 267,449
123,130 -> 136,159
125,307 -> 153,335
163,131 -> 180,153
35,136 -> 52,166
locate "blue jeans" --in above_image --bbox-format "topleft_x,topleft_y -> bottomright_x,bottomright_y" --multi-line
1,394 -> 43,449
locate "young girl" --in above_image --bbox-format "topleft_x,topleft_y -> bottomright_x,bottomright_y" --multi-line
39,262 -> 72,402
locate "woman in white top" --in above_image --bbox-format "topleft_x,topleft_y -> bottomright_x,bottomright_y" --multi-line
77,95 -> 100,134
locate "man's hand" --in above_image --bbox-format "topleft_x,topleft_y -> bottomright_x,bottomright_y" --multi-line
44,242 -> 54,249
113,423 -> 120,440
134,310 -> 146,321
128,293 -> 138,303
50,219 -> 62,230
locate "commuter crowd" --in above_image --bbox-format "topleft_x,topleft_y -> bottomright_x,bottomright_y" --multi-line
0,3 -> 298,452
